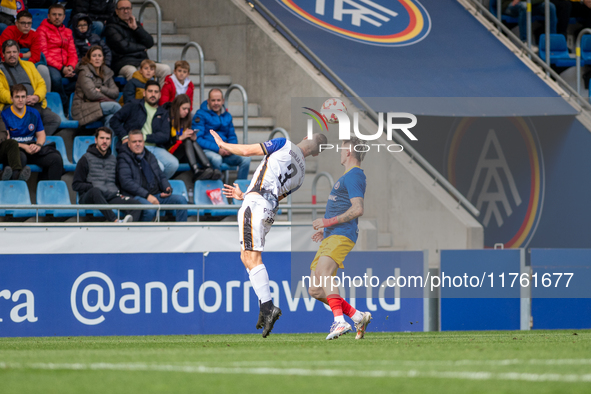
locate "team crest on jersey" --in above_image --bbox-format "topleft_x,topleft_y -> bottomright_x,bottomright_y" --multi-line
28,124 -> 35,131
278,0 -> 431,47
444,118 -> 545,248
334,181 -> 340,190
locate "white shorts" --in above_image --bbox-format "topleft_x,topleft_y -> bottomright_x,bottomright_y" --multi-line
238,194 -> 276,251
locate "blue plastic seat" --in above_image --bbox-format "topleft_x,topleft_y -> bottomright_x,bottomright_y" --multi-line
539,34 -> 576,67
68,93 -> 103,129
76,193 -> 116,218
192,179 -> 237,216
46,92 -> 79,129
30,9 -> 46,31
0,181 -> 38,217
73,136 -> 95,164
114,76 -> 127,86
166,180 -> 190,217
581,35 -> 591,66
36,180 -> 81,217
177,163 -> 191,172
45,135 -> 76,172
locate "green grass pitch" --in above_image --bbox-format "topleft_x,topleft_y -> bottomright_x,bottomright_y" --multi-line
1,330 -> 590,393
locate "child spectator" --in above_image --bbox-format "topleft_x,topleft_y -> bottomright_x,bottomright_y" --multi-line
122,59 -> 154,104
159,60 -> 194,110
71,13 -> 112,67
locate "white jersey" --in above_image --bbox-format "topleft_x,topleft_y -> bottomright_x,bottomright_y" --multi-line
245,138 -> 306,209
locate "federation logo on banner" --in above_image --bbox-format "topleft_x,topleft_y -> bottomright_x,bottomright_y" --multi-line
444,118 -> 545,248
278,0 -> 431,46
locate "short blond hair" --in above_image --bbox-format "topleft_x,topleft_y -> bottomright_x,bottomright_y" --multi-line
174,60 -> 190,72
139,59 -> 156,70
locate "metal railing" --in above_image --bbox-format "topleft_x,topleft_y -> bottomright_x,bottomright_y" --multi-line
469,0 -> 591,112
138,0 -> 162,63
248,0 -> 481,217
224,84 -> 248,144
311,172 -> 334,220
576,28 -> 591,96
0,204 -> 326,224
181,42 -> 205,105
269,127 -> 290,140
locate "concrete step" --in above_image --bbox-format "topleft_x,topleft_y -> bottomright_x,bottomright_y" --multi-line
163,60 -> 218,75
188,74 -> 232,86
151,34 -> 190,45
194,88 -> 249,103
149,45 -> 207,60
233,117 -> 275,128
227,103 -> 261,117
142,20 -> 176,35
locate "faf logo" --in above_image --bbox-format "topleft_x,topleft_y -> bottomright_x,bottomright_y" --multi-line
278,0 -> 431,46
445,118 -> 545,248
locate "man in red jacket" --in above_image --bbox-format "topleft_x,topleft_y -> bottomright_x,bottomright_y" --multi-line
36,4 -> 78,112
0,10 -> 51,91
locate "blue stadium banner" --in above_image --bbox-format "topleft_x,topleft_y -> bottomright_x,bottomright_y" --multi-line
0,252 -> 427,337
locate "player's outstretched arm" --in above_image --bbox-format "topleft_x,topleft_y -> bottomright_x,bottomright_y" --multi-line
210,130 -> 264,157
312,197 -> 364,230
223,183 -> 244,200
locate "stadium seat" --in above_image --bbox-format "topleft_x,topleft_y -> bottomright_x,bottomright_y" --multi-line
177,163 -> 191,172
68,94 -> 103,129
114,76 -> 127,86
539,34 -> 576,67
111,135 -> 119,157
46,92 -> 79,129
581,35 -> 591,66
64,9 -> 72,28
232,179 -> 251,206
46,136 -> 76,172
192,179 -> 237,216
73,136 -> 94,164
75,193 -> 118,218
166,180 -> 190,217
36,181 -> 81,217
0,181 -> 38,218
30,9 -> 46,30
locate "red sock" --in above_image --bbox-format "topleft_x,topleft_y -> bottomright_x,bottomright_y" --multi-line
341,299 -> 357,318
327,294 -> 343,318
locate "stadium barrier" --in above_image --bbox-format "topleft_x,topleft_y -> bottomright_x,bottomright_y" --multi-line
0,251 -> 429,337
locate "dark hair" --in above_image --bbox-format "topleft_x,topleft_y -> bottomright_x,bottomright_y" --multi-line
311,133 -> 328,156
2,39 -> 19,54
95,127 -> 113,138
16,10 -> 32,21
80,45 -> 105,79
342,137 -> 366,162
128,129 -> 143,138
10,84 -> 27,97
145,80 -> 160,91
170,94 -> 192,133
48,3 -> 66,13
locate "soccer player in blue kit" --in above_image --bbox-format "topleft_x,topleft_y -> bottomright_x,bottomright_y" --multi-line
308,137 -> 372,340
211,129 -> 327,338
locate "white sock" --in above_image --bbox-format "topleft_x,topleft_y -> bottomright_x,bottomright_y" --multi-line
334,315 -> 346,323
352,310 -> 363,323
249,264 -> 272,304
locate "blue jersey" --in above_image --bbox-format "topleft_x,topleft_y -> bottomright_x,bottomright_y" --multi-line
324,166 -> 366,243
1,106 -> 44,144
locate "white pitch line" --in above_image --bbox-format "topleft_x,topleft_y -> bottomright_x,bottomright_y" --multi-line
0,362 -> 591,383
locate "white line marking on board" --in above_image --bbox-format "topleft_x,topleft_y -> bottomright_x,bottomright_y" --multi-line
0,362 -> 590,383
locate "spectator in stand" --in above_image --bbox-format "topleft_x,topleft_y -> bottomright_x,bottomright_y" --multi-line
104,0 -> 170,83
122,58 -> 154,104
71,13 -> 112,67
502,0 -> 557,42
1,84 -> 63,180
71,45 -> 120,129
0,11 -> 52,90
110,80 -> 179,179
0,40 -> 62,136
73,126 -> 138,223
162,94 -> 219,181
71,0 -> 116,36
36,3 -> 78,113
193,89 -> 251,180
117,129 -> 188,222
0,0 -> 17,33
0,117 -> 31,181
160,60 -> 194,110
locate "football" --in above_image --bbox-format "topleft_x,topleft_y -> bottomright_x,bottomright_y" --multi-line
320,98 -> 347,124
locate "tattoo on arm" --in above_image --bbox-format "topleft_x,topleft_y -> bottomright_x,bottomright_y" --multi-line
337,198 -> 364,223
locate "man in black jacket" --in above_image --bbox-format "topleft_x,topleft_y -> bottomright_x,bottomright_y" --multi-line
71,0 -> 116,36
117,129 -> 188,222
73,127 -> 139,222
104,0 -> 170,81
110,80 -> 178,178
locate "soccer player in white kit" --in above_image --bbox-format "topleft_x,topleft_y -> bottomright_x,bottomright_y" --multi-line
210,129 -> 327,337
